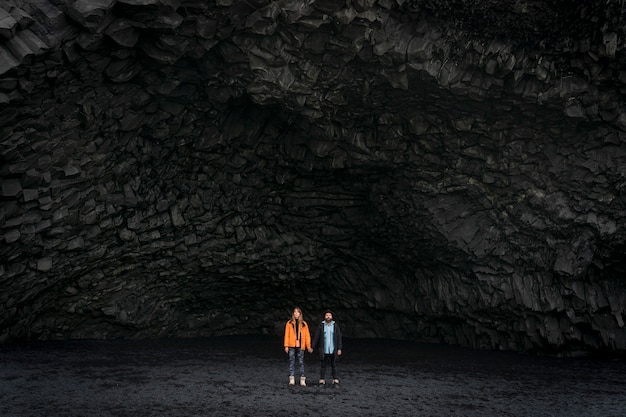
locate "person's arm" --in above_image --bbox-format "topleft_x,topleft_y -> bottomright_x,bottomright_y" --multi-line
304,323 -> 312,352
311,325 -> 320,351
284,322 -> 291,353
336,323 -> 343,356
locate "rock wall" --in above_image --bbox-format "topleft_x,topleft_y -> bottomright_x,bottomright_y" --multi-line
1,0 -> 625,354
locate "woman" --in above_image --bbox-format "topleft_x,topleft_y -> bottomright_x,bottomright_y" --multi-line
283,307 -> 312,386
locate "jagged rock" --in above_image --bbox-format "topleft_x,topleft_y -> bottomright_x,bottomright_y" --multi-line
0,7 -> 17,40
5,31 -> 37,64
1,178 -> 22,197
0,0 -> 625,356
65,0 -> 116,33
0,45 -> 19,75
105,19 -> 139,47
37,257 -> 52,271
16,29 -> 49,55
10,7 -> 34,30
118,0 -> 181,7
105,57 -> 141,82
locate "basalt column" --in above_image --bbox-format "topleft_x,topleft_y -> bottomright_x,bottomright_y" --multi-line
1,0 -> 625,354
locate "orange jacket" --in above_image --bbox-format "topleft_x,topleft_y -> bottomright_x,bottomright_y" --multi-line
284,319 -> 311,350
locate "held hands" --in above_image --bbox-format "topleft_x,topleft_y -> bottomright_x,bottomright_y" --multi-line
284,346 -> 315,354
337,349 -> 342,356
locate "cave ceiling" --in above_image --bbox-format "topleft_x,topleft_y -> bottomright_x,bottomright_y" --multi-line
1,0 -> 625,354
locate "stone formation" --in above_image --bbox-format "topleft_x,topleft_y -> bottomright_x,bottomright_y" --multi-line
1,0 -> 625,354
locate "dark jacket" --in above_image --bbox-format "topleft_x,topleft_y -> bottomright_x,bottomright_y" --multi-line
312,320 -> 342,360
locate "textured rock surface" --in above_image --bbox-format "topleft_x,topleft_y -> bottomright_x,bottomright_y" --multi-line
1,0 -> 625,354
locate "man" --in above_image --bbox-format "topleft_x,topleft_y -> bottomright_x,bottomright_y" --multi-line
283,307 -> 313,386
311,309 -> 343,385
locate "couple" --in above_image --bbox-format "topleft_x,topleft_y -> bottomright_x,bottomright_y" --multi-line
283,307 -> 342,387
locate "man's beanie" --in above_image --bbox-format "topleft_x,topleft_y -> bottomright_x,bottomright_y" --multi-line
324,309 -> 334,316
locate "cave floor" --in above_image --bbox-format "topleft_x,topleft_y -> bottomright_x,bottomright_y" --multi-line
1,335 -> 624,417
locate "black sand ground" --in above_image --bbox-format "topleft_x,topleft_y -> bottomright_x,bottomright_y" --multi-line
1,335 -> 625,417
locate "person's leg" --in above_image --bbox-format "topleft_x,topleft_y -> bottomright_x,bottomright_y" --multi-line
297,349 -> 307,386
297,349 -> 305,376
288,348 -> 296,376
288,348 -> 296,384
319,355 -> 327,383
330,355 -> 338,382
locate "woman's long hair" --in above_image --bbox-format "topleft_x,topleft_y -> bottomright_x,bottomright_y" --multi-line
290,307 -> 303,324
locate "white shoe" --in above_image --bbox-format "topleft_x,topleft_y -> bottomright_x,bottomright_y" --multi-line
332,379 -> 339,385
319,379 -> 325,385
300,376 -> 306,386
288,376 -> 295,385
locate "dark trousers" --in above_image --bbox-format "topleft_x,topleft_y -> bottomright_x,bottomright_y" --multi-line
320,353 -> 337,379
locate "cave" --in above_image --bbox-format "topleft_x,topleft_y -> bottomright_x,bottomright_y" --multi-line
1,0 -> 625,356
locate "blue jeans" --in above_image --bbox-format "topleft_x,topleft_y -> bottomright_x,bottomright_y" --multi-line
288,348 -> 305,376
